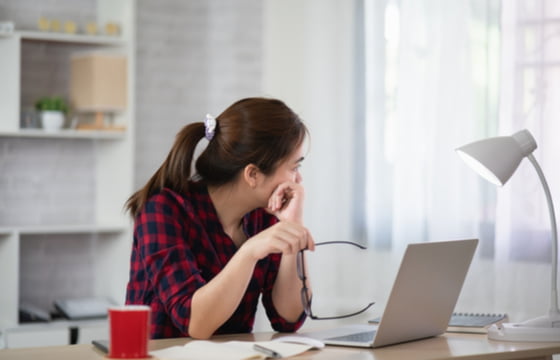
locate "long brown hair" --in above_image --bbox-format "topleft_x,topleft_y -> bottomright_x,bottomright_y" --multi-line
125,97 -> 308,218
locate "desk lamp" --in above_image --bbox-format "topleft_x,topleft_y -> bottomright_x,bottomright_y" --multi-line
456,129 -> 560,341
70,53 -> 127,131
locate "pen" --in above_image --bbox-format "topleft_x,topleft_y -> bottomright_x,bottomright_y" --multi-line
253,344 -> 282,358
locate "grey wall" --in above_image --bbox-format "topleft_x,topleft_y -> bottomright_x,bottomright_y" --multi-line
134,0 -> 263,188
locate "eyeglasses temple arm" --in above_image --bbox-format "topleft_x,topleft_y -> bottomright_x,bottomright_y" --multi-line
313,241 -> 368,250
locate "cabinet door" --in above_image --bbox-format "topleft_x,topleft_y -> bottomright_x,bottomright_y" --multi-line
4,327 -> 69,348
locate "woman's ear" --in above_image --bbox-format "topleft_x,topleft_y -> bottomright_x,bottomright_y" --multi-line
243,164 -> 260,189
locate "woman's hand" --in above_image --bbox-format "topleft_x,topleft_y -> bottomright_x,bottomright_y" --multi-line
241,221 -> 315,261
266,181 -> 305,223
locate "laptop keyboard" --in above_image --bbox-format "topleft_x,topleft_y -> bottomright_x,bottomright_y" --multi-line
326,330 -> 377,343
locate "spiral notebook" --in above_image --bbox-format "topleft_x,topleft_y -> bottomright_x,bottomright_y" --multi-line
447,312 -> 508,333
369,312 -> 508,334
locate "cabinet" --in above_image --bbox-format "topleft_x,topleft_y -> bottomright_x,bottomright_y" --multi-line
0,0 -> 135,348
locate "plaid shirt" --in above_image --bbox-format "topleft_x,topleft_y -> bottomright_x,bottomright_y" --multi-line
126,183 -> 306,339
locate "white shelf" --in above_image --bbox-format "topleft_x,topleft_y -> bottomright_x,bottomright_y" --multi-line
0,128 -> 126,139
0,224 -> 127,235
5,318 -> 108,332
13,30 -> 125,46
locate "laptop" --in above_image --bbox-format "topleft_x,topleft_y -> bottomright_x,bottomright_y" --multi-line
302,239 -> 478,348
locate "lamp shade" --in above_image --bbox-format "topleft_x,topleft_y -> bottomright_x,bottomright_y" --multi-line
455,129 -> 537,186
70,53 -> 127,112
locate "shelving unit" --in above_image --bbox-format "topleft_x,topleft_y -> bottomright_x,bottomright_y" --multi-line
0,31 -> 128,135
0,0 -> 135,348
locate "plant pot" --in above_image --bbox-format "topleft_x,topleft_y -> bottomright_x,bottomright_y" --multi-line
41,111 -> 65,132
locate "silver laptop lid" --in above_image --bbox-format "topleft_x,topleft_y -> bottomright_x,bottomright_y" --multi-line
372,239 -> 478,347
313,239 -> 478,348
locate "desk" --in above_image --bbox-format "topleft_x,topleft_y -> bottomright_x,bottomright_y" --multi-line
0,332 -> 559,360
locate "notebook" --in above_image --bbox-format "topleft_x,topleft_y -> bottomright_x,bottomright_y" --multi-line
369,312 -> 509,334
302,239 -> 478,348
446,312 -> 508,333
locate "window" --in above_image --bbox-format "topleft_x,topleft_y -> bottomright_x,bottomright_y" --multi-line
358,0 -> 557,263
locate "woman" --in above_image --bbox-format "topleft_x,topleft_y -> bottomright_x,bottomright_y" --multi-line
125,97 -> 315,339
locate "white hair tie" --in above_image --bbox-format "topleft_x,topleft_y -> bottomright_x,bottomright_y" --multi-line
204,114 -> 217,140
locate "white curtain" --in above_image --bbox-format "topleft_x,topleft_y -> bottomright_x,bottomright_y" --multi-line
496,0 -> 560,264
365,0 -> 493,253
492,0 -> 560,321
364,0 -> 559,322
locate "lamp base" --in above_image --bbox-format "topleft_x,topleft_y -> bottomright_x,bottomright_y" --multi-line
487,313 -> 560,342
75,112 -> 126,132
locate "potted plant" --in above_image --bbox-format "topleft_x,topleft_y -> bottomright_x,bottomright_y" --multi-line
35,96 -> 69,132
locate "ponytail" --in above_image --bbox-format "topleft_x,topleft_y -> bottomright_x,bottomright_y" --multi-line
125,97 -> 307,219
125,122 -> 205,218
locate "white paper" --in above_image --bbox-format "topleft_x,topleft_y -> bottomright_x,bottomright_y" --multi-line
150,339 -> 313,360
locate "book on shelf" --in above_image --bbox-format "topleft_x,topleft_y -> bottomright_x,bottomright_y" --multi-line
369,312 -> 508,334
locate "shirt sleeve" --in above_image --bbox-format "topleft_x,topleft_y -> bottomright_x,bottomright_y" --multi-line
261,253 -> 306,332
136,192 -> 206,335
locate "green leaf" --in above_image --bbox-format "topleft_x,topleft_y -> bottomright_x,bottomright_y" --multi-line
34,96 -> 69,114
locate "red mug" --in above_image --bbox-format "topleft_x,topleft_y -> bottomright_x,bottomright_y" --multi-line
108,305 -> 151,358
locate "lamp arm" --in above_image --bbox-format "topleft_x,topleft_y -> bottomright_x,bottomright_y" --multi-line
527,154 -> 559,316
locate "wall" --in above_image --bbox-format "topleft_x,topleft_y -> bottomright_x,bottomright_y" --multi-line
258,0 -> 358,331
134,0 -> 263,187
262,0 -> 357,249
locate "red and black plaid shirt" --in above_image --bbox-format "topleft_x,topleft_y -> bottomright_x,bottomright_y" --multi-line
125,182 -> 306,339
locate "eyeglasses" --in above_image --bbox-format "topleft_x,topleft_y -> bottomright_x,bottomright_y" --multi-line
296,241 -> 375,320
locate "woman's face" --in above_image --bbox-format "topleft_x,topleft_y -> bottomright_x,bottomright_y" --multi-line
259,143 -> 304,196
